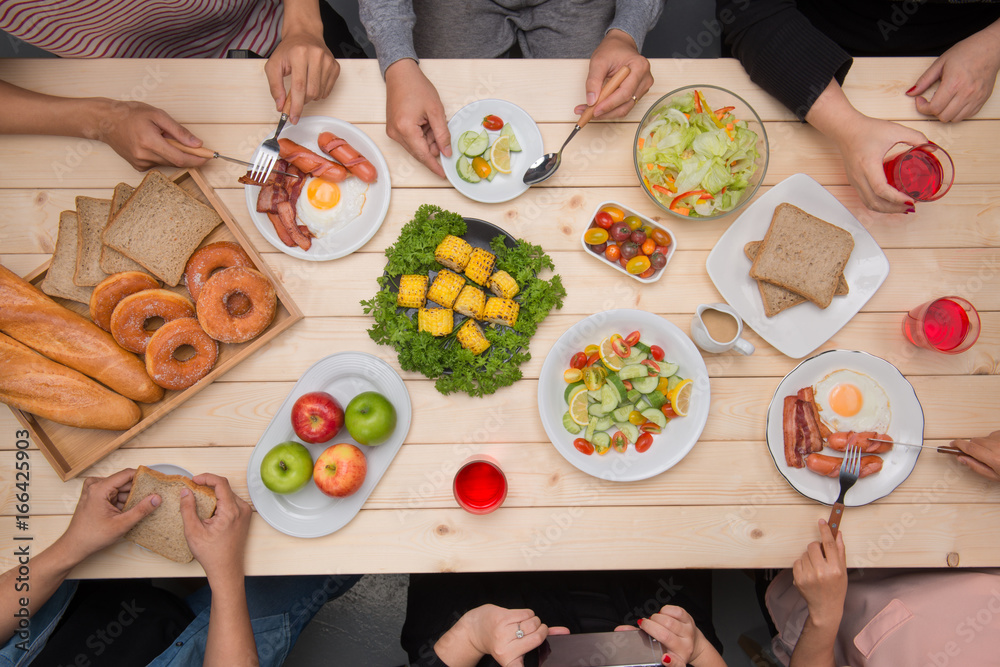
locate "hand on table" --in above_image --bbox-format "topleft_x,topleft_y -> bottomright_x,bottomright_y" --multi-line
574,29 -> 654,120
635,605 -> 722,666
437,604 -> 554,667
95,100 -> 209,171
180,473 -> 252,583
265,30 -> 339,124
59,468 -> 160,561
952,430 -> 1000,481
907,21 -> 1000,122
793,520 -> 847,628
384,59 -> 451,178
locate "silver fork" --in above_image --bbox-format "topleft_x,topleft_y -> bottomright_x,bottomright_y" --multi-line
828,444 -> 862,538
248,97 -> 292,184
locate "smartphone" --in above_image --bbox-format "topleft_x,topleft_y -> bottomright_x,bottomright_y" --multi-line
535,630 -> 664,667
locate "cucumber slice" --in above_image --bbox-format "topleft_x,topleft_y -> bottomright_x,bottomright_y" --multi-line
623,348 -> 647,365
564,381 -> 584,403
619,422 -> 639,444
588,402 -> 611,417
500,124 -> 521,151
456,131 -> 480,155
619,365 -> 647,381
456,155 -> 481,183
626,389 -> 642,404
632,376 -> 659,394
592,431 -> 611,454
641,408 -> 668,429
587,388 -> 604,401
600,384 -> 619,412
562,411 -> 582,434
659,362 -> 679,377
643,390 -> 667,410
666,375 -> 683,393
593,416 -> 614,432
606,374 -> 627,400
612,404 -> 633,423
634,342 -> 651,354
464,130 -> 489,157
486,162 -> 497,181
585,419 -> 597,442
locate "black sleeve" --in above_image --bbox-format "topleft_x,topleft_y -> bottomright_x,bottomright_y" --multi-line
718,0 -> 853,119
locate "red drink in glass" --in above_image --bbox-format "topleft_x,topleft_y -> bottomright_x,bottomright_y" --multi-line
883,143 -> 954,202
903,296 -> 980,353
453,457 -> 507,514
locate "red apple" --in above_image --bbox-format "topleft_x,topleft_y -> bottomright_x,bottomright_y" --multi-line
313,443 -> 367,497
291,391 -> 344,444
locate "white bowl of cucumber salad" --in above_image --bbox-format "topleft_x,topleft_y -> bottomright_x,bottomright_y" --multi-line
537,309 -> 711,482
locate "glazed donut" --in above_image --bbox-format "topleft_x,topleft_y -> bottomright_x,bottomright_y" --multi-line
110,289 -> 196,354
184,241 -> 255,303
89,272 -> 160,331
145,318 -> 218,390
197,267 -> 276,344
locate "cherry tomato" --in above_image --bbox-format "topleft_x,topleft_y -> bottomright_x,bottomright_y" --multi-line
574,438 -> 595,455
628,411 -> 646,426
619,256 -> 629,268
583,367 -> 604,391
611,335 -> 630,358
657,376 -> 670,393
661,404 -> 677,419
611,431 -> 628,453
630,230 -> 647,246
584,228 -> 609,245
609,221 -> 632,242
605,244 -> 621,261
472,156 -> 491,178
622,379 -> 633,390
594,211 -> 614,229
640,239 -> 656,256
589,242 -> 607,254
641,358 -> 660,375
641,225 -> 654,238
570,352 -> 588,369
650,252 -> 667,270
584,344 -> 600,356
482,115 -> 504,131
564,368 -> 582,383
649,345 -> 665,361
620,241 -> 640,260
640,423 -> 662,434
624,215 -> 643,231
600,205 -> 626,223
624,331 -> 641,346
651,229 -> 672,246
586,351 -> 601,367
626,255 -> 651,275
639,266 -> 655,279
635,432 -> 653,453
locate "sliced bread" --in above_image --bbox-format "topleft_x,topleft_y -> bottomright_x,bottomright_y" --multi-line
73,196 -> 112,286
745,241 -> 850,317
122,466 -> 217,563
102,171 -> 222,286
748,203 -> 854,309
100,183 -> 147,275
40,211 -> 93,304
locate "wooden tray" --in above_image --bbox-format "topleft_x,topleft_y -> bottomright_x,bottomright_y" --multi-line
10,168 -> 303,481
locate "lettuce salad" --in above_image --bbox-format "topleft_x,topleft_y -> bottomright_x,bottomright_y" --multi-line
637,90 -> 760,217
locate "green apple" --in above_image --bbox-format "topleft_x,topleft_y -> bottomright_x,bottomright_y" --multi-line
345,391 -> 396,445
260,441 -> 313,494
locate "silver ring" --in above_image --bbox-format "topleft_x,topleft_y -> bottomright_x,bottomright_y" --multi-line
515,623 -> 524,639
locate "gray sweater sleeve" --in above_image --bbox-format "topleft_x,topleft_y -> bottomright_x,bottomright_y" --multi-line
608,0 -> 664,53
358,0 -> 418,77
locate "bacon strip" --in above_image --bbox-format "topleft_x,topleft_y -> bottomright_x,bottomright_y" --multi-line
798,387 -> 832,439
318,131 -> 378,183
276,201 -> 311,251
278,138 -> 348,182
783,395 -> 802,467
267,212 -> 294,247
806,453 -> 883,478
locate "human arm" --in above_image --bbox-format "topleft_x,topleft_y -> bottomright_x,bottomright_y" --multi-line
179,473 -> 256,667
0,79 -> 207,170
0,468 -> 160,642
907,18 -> 1000,123
432,604 -> 551,667
264,0 -> 338,125
636,606 -> 725,667
952,430 -> 1000,481
787,520 -> 846,667
382,58 -> 451,178
358,0 -> 418,77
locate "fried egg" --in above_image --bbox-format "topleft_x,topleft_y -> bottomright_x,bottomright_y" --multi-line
813,369 -> 891,433
296,176 -> 368,237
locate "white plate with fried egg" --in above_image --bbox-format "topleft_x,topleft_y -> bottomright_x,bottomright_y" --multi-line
244,116 -> 391,261
764,349 -> 924,506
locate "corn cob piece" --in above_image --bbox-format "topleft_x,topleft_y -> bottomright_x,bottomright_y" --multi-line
435,235 -> 473,272
453,285 -> 486,320
483,297 -> 519,328
464,248 -> 496,286
396,274 -> 428,308
417,308 -> 453,336
426,269 -> 465,308
487,270 -> 519,299
457,320 -> 491,355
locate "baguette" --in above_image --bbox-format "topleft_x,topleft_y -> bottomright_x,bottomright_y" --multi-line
0,263 -> 163,403
123,466 -> 217,563
0,333 -> 141,430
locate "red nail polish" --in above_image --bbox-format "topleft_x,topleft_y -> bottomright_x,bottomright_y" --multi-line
906,207 -> 916,214
905,200 -> 915,206
906,86 -> 916,94
662,655 -> 671,664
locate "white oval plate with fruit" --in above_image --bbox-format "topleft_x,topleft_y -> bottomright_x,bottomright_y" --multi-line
537,309 -> 711,482
246,352 -> 411,538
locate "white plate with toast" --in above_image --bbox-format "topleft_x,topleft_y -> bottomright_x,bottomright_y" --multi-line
706,173 -> 890,358
243,116 -> 391,261
764,349 -> 923,507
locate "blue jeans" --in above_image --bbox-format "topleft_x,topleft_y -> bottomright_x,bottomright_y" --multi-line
0,574 -> 360,667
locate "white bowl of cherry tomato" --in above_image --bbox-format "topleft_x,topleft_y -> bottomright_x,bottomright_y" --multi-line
580,201 -> 676,283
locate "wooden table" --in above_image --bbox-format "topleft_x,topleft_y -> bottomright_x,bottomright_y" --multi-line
1,59 -> 998,578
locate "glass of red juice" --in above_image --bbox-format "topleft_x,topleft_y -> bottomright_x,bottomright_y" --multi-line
902,296 -> 980,353
883,143 -> 954,202
453,456 -> 507,514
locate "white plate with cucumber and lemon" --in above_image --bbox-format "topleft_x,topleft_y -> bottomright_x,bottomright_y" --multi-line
537,309 -> 711,482
442,99 -> 544,204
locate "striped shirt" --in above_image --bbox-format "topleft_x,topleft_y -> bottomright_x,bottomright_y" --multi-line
0,0 -> 284,58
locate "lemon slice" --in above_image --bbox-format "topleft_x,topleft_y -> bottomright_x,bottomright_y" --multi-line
667,379 -> 693,417
490,135 -> 512,174
598,337 -> 624,371
568,385 -> 591,426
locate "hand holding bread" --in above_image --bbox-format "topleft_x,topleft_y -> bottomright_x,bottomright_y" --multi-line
179,473 -> 252,581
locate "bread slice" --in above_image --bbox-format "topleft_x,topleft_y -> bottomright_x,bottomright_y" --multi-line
745,241 -> 850,317
102,171 -> 222,286
99,183 -> 146,275
123,466 -> 217,563
748,204 -> 854,309
73,196 -> 112,286
40,211 -> 93,304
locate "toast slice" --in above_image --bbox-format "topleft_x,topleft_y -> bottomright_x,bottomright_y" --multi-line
102,171 -> 222,286
73,196 -> 112,286
40,211 -> 93,304
99,183 -> 146,275
745,241 -> 849,317
748,203 -> 854,309
123,466 -> 217,563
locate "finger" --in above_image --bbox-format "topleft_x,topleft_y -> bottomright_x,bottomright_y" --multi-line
818,518 -> 838,559
867,165 -> 912,213
958,455 -> 1000,481
118,493 -> 160,531
910,58 -> 944,97
836,528 -> 847,562
321,58 -> 339,99
952,99 -> 982,123
178,487 -> 202,533
402,125 -> 446,178
422,125 -> 440,158
427,107 -> 452,159
194,473 -> 237,506
154,111 -> 202,148
593,69 -> 643,119
506,608 -> 539,623
955,437 -> 996,462
288,59 -> 308,124
583,55 -> 610,107
916,87 -> 951,118
936,94 -> 968,123
264,58 -> 287,112
654,606 -> 690,621
304,54 -> 323,104
614,625 -> 638,632
100,468 -> 137,493
549,626 -> 571,635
